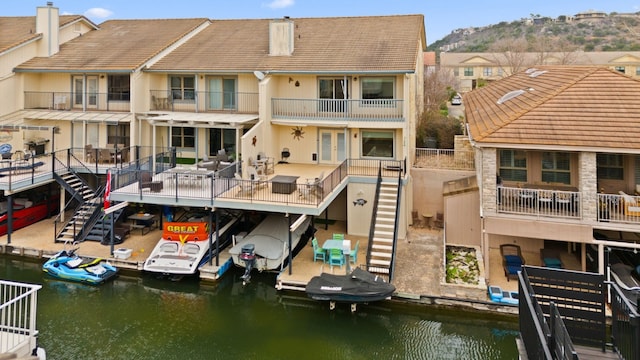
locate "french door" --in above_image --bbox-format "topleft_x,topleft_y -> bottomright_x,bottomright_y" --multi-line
319,129 -> 346,164
318,78 -> 349,113
73,75 -> 98,109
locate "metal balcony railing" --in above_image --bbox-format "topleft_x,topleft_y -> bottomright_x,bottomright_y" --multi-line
414,148 -> 475,170
0,280 -> 41,355
24,91 -> 130,112
149,90 -> 258,113
497,186 -> 581,219
271,98 -> 404,121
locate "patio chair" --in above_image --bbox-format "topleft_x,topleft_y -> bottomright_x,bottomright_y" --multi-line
311,238 -> 326,263
540,248 -> 563,269
98,149 -> 112,164
235,173 -> 255,196
257,151 -> 275,174
537,190 -> 554,209
328,248 -> 344,269
246,166 -> 267,189
349,240 -> 359,264
500,244 -> 524,281
332,233 -> 344,240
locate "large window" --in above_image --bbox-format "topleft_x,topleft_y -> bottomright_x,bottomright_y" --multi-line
499,150 -> 527,182
170,76 -> 195,100
361,77 -> 394,100
541,152 -> 571,184
464,67 -> 474,76
171,127 -> 195,148
107,124 -> 130,146
108,75 -> 130,101
362,130 -> 394,158
209,128 -> 237,158
483,67 -> 492,77
597,153 -> 623,180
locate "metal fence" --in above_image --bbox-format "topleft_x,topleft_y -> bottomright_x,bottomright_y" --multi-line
414,148 -> 474,170
0,280 -> 41,355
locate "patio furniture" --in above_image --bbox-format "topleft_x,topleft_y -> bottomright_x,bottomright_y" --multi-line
328,248 -> 345,269
271,175 -> 298,194
501,244 -> 524,281
312,238 -> 326,263
332,233 -> 344,240
540,248 -> 563,269
140,172 -> 163,192
257,152 -> 274,174
350,240 -> 359,264
620,191 -> 640,216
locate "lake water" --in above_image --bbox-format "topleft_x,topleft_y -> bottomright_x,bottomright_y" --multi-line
1,255 -> 519,360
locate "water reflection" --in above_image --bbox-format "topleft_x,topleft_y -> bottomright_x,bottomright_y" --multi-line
0,255 -> 518,360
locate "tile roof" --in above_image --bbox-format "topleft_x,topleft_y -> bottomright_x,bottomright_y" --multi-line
15,18 -> 209,71
149,15 -> 425,73
464,66 -> 640,151
0,15 -> 83,54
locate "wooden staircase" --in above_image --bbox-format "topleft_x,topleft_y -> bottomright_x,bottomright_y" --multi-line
366,177 -> 401,280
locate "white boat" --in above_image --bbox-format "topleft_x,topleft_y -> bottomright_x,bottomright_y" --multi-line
143,210 -> 241,277
229,213 -> 314,273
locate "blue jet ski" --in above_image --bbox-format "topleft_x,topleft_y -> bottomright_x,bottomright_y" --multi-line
43,248 -> 118,285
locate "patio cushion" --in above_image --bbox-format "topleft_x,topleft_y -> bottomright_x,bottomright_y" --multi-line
504,255 -> 522,266
543,257 -> 562,267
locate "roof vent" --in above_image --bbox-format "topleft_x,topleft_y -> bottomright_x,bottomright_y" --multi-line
529,70 -> 547,78
497,89 -> 525,105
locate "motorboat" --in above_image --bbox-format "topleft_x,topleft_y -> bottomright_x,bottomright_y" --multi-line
305,267 -> 396,311
488,285 -> 519,306
42,248 -> 117,285
143,210 -> 242,278
229,213 -> 314,277
0,192 -> 59,236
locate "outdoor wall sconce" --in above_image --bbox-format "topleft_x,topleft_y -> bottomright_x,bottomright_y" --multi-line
354,132 -> 358,138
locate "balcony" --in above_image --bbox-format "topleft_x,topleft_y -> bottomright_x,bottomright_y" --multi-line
497,186 -> 581,219
271,98 -> 404,122
150,90 -> 258,113
24,91 -> 130,112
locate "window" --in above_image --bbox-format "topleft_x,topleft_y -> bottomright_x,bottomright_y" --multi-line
597,153 -> 623,180
541,152 -> 571,184
361,77 -> 394,100
207,76 -> 236,110
209,128 -> 237,157
497,68 -> 503,77
499,150 -> 527,182
483,67 -> 492,77
318,78 -> 349,112
615,66 -> 625,74
171,127 -> 195,148
108,75 -> 130,101
170,76 -> 195,100
636,67 -> 640,76
453,68 -> 459,76
361,130 -> 394,158
464,67 -> 474,76
107,124 -> 130,146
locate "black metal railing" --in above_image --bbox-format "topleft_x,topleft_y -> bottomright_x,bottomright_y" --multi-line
149,90 -> 258,113
609,281 -> 640,360
24,91 -> 130,112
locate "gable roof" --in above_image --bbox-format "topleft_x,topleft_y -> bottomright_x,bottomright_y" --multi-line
0,15 -> 85,54
149,15 -> 425,73
464,66 -> 640,151
15,18 -> 209,72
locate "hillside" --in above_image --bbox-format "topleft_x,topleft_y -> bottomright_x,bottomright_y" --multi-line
427,12 -> 640,53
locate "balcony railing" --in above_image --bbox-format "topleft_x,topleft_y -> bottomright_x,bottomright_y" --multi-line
497,186 -> 581,219
0,280 -> 41,355
24,91 -> 130,112
414,148 -> 475,170
150,90 -> 258,113
271,98 -> 404,121
597,193 -> 640,225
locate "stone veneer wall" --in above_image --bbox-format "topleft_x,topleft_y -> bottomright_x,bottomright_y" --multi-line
579,152 -> 598,221
481,148 -> 498,214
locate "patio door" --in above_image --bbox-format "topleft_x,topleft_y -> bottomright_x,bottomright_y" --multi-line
319,129 -> 346,164
318,77 -> 349,113
208,77 -> 236,110
73,75 -> 98,110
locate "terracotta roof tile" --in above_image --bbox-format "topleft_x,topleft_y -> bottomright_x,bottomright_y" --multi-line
0,15 -> 83,54
15,18 -> 209,71
465,66 -> 640,150
149,15 -> 425,73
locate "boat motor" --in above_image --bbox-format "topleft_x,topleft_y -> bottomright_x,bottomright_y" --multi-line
239,243 -> 256,285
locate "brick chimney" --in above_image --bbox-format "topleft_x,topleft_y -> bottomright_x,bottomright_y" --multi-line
269,17 -> 294,56
36,2 -> 59,57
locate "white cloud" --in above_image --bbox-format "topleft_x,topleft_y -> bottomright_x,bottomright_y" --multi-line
83,8 -> 113,19
265,0 -> 294,9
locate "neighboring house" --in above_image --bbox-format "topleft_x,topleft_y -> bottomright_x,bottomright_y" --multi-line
462,65 -> 640,282
440,51 -> 640,92
0,5 -> 425,279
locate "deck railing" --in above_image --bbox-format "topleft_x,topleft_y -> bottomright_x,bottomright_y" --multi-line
497,186 -> 581,219
414,148 -> 475,170
608,281 -> 640,360
24,91 -> 130,112
0,280 -> 41,355
149,90 -> 258,113
271,98 -> 404,121
597,193 -> 640,225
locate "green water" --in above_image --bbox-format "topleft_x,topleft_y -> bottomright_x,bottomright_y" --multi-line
1,255 -> 519,360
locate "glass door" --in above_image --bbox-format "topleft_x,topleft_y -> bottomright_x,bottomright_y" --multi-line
208,77 -> 237,111
72,75 -> 98,109
319,129 -> 346,164
318,78 -> 349,113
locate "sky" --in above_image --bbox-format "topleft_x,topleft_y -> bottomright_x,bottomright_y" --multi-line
4,1 -> 640,46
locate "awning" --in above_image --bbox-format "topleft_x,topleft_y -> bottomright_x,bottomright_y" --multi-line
141,111 -> 258,128
0,110 -> 133,130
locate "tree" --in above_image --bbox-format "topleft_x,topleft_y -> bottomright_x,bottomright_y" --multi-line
422,66 -> 459,114
489,37 -> 532,75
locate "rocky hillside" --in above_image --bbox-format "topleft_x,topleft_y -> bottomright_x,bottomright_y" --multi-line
428,12 -> 640,53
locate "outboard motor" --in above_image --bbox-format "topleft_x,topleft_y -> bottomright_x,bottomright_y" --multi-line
239,244 -> 256,285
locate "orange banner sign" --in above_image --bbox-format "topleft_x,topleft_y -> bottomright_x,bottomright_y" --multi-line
163,222 -> 209,242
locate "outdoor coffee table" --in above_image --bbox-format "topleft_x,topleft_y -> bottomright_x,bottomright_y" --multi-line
271,175 -> 299,194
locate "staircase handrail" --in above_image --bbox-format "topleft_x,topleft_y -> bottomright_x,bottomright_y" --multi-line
75,186 -> 107,242
388,159 -> 404,282
365,162 -> 383,269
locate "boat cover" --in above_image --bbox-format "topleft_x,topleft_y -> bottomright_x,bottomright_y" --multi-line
305,267 -> 396,303
229,214 -> 309,260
